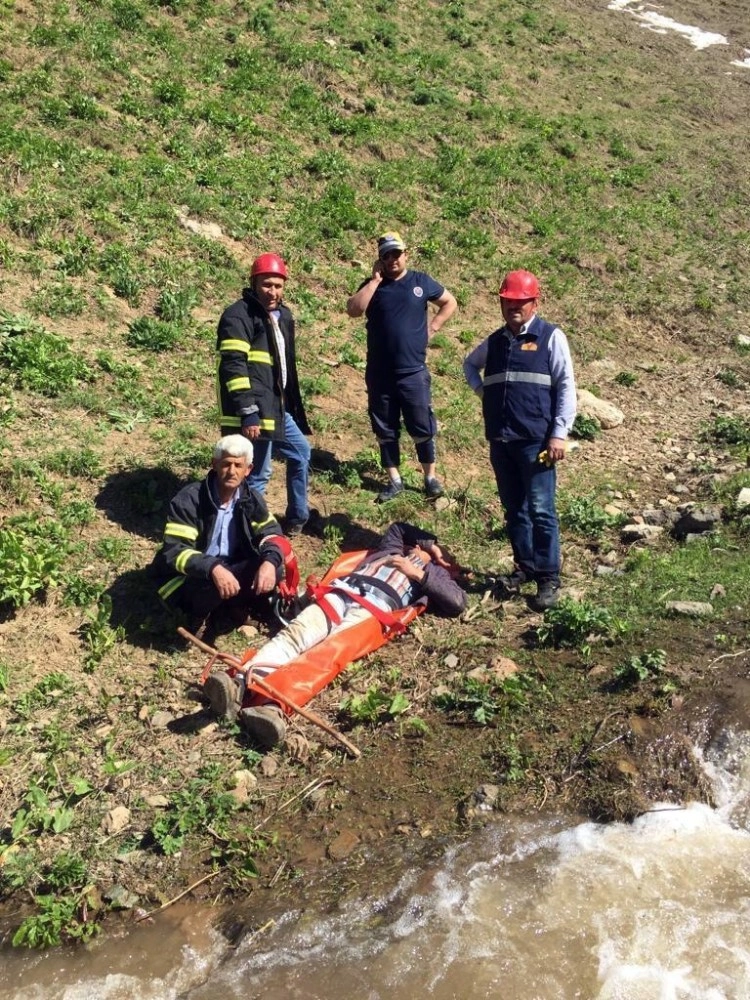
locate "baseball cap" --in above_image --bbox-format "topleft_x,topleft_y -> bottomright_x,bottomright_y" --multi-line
377,231 -> 406,258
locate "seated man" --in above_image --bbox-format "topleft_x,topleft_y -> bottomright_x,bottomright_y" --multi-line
204,521 -> 467,748
152,435 -> 290,641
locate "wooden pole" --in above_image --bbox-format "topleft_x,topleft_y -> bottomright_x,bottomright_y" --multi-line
178,627 -> 361,759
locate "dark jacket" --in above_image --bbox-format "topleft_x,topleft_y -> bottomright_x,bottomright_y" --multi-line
353,521 -> 467,618
216,289 -> 311,441
152,473 -> 285,602
482,317 -> 558,442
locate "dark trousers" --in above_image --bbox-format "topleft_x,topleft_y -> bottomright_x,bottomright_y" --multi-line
489,439 -> 561,582
164,559 -> 262,625
367,368 -> 437,469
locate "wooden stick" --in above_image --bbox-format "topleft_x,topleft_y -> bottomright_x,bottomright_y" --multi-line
178,627 -> 361,759
135,869 -> 221,922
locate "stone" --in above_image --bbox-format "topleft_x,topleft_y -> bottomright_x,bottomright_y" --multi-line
735,333 -> 750,347
327,829 -> 359,860
710,584 -> 726,600
443,653 -> 459,669
150,711 -> 174,729
144,794 -> 169,808
176,208 -> 223,241
232,769 -> 259,794
620,523 -> 663,544
485,655 -> 520,680
104,884 -> 140,910
737,487 -> 750,510
672,505 -> 722,539
101,805 -> 130,835
576,389 -> 625,429
286,733 -> 311,763
260,755 -> 279,778
665,601 -> 713,617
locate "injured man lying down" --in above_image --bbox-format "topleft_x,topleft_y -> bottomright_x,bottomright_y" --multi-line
202,521 -> 467,748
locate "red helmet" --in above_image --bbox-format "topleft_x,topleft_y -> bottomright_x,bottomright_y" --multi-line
499,270 -> 540,299
251,253 -> 288,280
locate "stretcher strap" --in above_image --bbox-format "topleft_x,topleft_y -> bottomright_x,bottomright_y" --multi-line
268,534 -> 300,599
310,584 -> 408,635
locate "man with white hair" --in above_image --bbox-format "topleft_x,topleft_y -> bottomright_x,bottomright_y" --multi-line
152,435 -> 289,639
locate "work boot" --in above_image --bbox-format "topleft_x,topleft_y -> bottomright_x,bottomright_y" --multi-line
239,704 -> 287,749
203,671 -> 242,722
376,480 -> 404,503
282,518 -> 306,538
424,476 -> 444,499
533,579 -> 561,611
495,569 -> 529,597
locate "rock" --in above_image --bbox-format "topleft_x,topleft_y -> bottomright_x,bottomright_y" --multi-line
150,711 -> 174,730
603,504 -> 623,517
665,601 -> 713,617
101,805 -> 130,835
672,505 -> 722,539
737,487 -> 750,510
232,769 -> 259,794
176,208 -> 223,241
620,523 -> 663,544
431,683 -> 451,698
260,755 -> 279,778
710,584 -> 726,600
576,389 -> 625,429
460,783 -> 501,821
434,495 -> 456,512
595,565 -> 621,576
327,829 -> 359,860
485,655 -> 520,680
305,786 -> 328,812
735,333 -> 750,348
443,653 -> 459,669
104,884 -> 140,910
137,705 -> 149,721
286,733 -> 311,762
144,794 -> 169,808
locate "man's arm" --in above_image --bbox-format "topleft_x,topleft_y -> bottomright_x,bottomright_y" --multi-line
462,337 -> 489,395
428,289 -> 457,335
547,328 -> 577,460
217,310 -> 261,439
160,490 -> 218,581
346,261 -> 383,317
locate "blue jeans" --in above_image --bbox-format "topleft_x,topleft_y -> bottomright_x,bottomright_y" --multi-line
248,413 -> 310,524
489,439 -> 560,582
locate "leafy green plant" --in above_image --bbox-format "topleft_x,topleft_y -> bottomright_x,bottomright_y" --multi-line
536,598 -> 627,653
339,686 -> 410,725
614,648 -> 667,685
150,766 -> 239,855
0,518 -> 70,608
558,493 -> 623,539
434,673 -> 532,725
125,317 -> 181,352
0,660 -> 9,693
12,890 -> 101,948
78,596 -> 125,673
614,370 -> 637,387
156,286 -> 199,323
64,575 -> 105,607
571,414 -> 601,441
701,415 -> 750,448
0,316 -> 92,395
12,672 -> 74,719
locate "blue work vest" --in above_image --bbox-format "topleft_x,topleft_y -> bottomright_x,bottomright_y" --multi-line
482,317 -> 558,441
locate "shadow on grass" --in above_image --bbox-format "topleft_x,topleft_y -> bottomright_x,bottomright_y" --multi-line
96,466 -> 185,541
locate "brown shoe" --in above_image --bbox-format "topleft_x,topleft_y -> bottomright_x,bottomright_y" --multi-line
239,704 -> 287,749
203,671 -> 242,722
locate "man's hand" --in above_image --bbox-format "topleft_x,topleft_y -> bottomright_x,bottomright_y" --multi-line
211,564 -> 241,600
252,560 -> 277,595
547,437 -> 567,462
385,554 -> 425,582
371,259 -> 384,282
241,424 -> 261,441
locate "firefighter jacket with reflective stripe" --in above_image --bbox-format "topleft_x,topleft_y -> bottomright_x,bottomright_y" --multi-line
481,317 -> 559,442
216,290 -> 311,441
151,473 -> 285,600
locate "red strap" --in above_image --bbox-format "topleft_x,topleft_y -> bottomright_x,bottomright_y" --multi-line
266,534 -> 300,599
309,583 -> 408,635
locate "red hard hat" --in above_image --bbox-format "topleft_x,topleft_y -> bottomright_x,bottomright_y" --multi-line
251,253 -> 288,280
499,270 -> 540,299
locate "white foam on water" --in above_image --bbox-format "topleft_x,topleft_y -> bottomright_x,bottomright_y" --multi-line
607,0 -> 729,51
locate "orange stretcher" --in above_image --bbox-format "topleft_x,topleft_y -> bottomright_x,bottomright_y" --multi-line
235,549 -> 424,715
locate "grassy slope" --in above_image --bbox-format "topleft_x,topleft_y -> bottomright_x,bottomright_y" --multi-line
1,0 -> 749,946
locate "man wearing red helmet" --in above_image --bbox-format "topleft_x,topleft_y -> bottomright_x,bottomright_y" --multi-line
216,253 -> 312,536
346,231 -> 457,503
463,270 -> 577,610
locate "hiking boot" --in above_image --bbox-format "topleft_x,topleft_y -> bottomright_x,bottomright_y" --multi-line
283,519 -> 306,538
376,480 -> 404,503
495,569 -> 529,597
239,704 -> 287,749
203,671 -> 242,722
532,579 -> 561,611
424,476 -> 444,499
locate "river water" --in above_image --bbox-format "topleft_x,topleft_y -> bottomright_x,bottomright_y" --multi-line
4,728 -> 750,1000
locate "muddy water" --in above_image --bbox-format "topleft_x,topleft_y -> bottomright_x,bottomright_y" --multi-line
5,730 -> 750,1000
